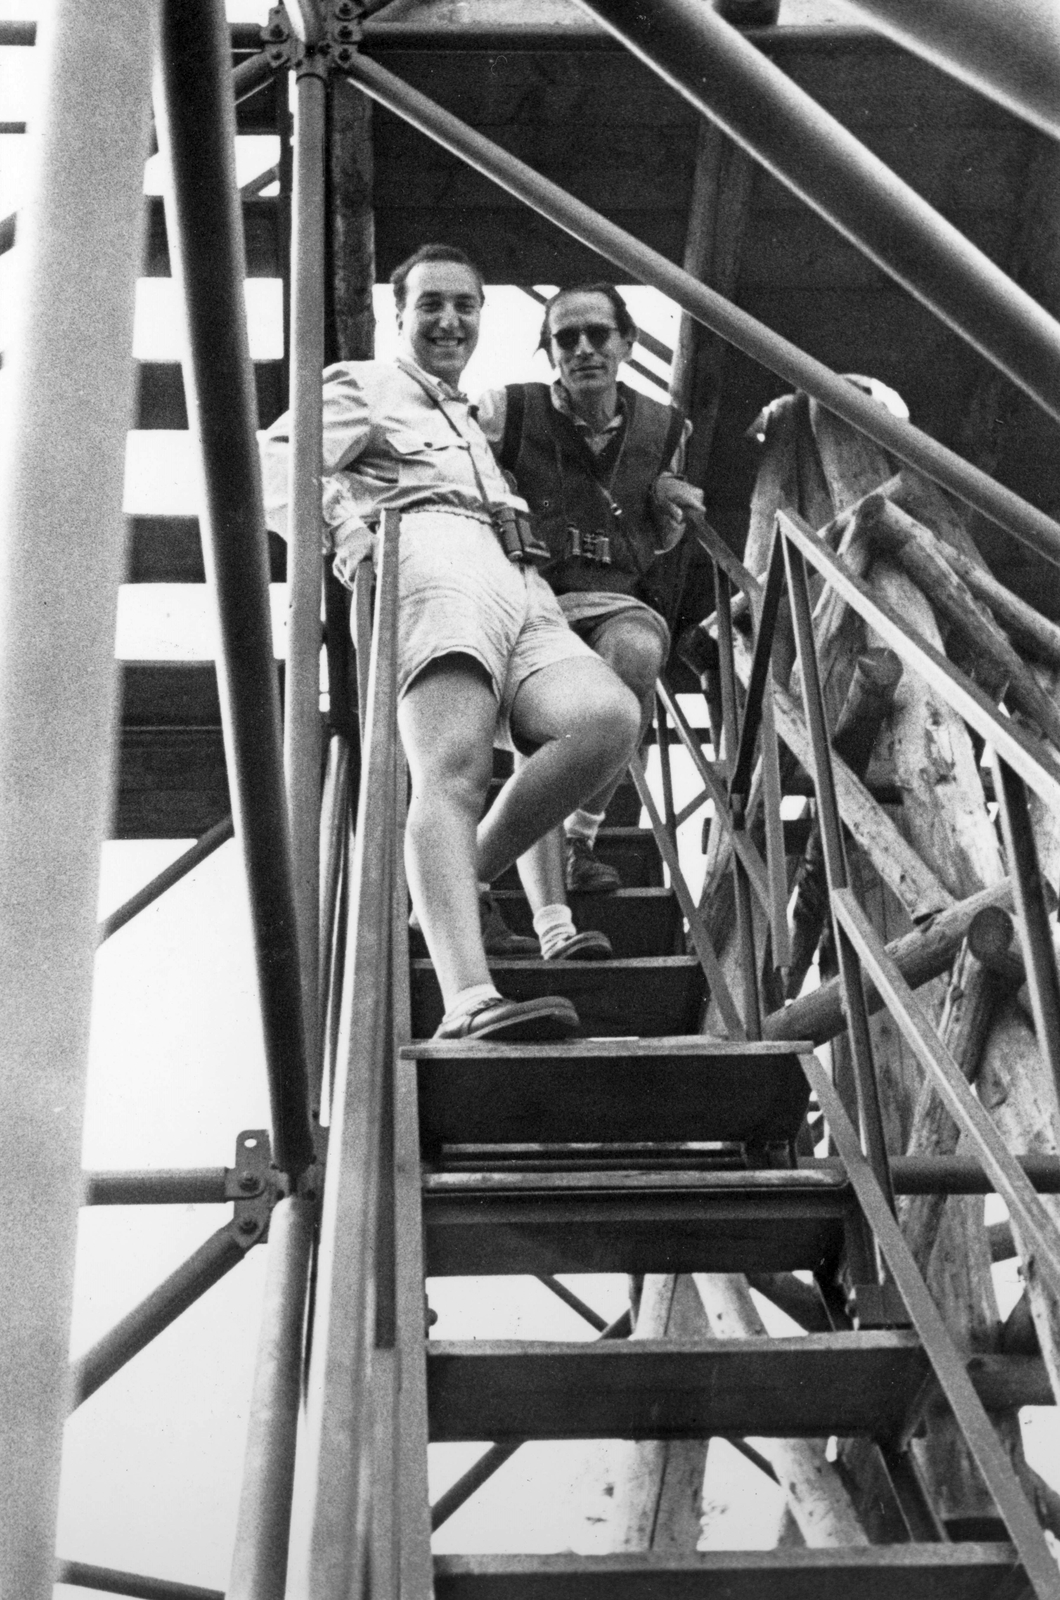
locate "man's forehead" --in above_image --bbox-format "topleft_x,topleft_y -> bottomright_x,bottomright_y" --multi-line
406,261 -> 482,301
550,292 -> 616,328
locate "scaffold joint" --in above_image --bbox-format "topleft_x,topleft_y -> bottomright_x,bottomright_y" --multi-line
228,1128 -> 278,1248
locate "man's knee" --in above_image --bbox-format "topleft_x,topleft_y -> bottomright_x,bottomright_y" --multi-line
400,656 -> 495,812
593,619 -> 667,702
572,672 -> 641,766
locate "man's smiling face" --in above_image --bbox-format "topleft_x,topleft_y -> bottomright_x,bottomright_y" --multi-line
396,260 -> 483,385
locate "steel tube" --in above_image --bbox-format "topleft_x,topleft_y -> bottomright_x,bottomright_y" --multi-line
54,1562 -> 223,1600
844,0 -> 1060,142
888,1154 -> 1060,1195
228,1197 -> 314,1600
97,815 -> 233,944
155,0 -> 313,1180
70,1223 -> 247,1409
232,50 -> 278,105
0,4 -> 156,1596
783,536 -> 895,1215
82,1169 -> 228,1206
287,515 -> 401,1600
579,0 -> 1060,425
341,53 -> 1060,569
286,63 -> 328,1087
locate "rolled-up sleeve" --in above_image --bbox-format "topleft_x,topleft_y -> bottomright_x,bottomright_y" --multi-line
260,364 -> 373,556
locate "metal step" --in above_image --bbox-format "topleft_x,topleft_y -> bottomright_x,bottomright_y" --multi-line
143,193 -> 281,277
426,1332 -> 930,1441
484,887 -> 680,960
495,828 -> 664,890
410,957 -> 701,1038
423,1165 -> 849,1277
124,516 -> 287,583
405,1037 -> 811,1148
432,1546 -> 1022,1600
134,360 -> 285,430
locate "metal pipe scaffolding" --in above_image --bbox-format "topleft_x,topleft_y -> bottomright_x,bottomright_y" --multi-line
285,58 -> 328,1087
578,0 -> 1060,426
155,0 -> 313,1180
341,53 -> 1060,569
0,5 -> 156,1597
843,0 -> 1060,144
227,1197 -> 315,1600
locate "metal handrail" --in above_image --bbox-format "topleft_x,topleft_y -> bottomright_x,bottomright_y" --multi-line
678,493 -> 1060,1591
286,513 -> 402,1599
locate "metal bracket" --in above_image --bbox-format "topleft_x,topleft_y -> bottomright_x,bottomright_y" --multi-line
227,1129 -> 277,1249
262,3 -> 301,70
260,1 -> 364,77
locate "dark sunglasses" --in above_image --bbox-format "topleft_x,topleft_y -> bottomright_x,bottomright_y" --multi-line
550,322 -> 619,353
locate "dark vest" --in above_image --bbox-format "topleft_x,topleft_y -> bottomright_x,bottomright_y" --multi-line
497,383 -> 686,602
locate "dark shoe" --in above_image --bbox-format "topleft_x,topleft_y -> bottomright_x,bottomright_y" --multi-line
409,892 -> 540,959
434,994 -> 580,1041
543,928 -> 613,961
565,836 -> 622,895
480,891 -> 540,958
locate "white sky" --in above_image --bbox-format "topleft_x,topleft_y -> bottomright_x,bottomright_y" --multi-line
1,0 -> 1055,1592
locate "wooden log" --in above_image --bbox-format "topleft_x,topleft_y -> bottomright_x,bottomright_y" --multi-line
733,632 -> 951,924
898,947 -> 1007,1273
979,1004 -> 1060,1407
929,538 -> 1060,670
803,404 -> 1019,1528
692,1275 -> 869,1547
670,122 -> 754,486
786,649 -> 903,999
608,1274 -> 709,1552
329,76 -> 375,362
765,880 -> 1014,1045
871,500 -> 1060,747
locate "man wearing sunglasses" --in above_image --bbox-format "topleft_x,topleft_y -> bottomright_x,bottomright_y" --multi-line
261,247 -> 641,1040
478,282 -> 705,893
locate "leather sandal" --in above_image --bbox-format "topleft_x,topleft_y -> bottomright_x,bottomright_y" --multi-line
434,994 -> 580,1041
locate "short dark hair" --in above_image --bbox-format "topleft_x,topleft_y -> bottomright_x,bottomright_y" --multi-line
390,244 -> 485,311
538,282 -> 636,350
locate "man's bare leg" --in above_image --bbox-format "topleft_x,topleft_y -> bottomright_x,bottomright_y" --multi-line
398,655 -> 499,1008
577,614 -> 666,817
477,655 -> 639,886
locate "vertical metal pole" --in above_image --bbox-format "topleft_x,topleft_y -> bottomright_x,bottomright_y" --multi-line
654,692 -> 678,843
714,570 -> 740,775
228,1197 -> 315,1600
286,60 -> 328,1084
155,0 -> 313,1182
782,531 -> 896,1217
0,6 -> 155,1592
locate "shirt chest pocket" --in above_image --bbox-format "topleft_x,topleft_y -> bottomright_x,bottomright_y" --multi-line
383,426 -> 469,488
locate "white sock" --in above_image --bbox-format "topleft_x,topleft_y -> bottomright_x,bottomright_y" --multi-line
565,808 -> 605,847
440,983 -> 502,1029
533,902 -> 576,959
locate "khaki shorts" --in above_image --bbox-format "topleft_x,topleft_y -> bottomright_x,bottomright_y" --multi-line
394,510 -> 594,749
558,590 -> 671,657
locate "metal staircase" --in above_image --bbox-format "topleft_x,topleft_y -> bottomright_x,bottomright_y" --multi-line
6,3 -> 1060,1599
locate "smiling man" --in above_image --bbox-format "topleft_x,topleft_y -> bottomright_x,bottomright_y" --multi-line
478,282 -> 705,893
261,246 -> 640,1040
